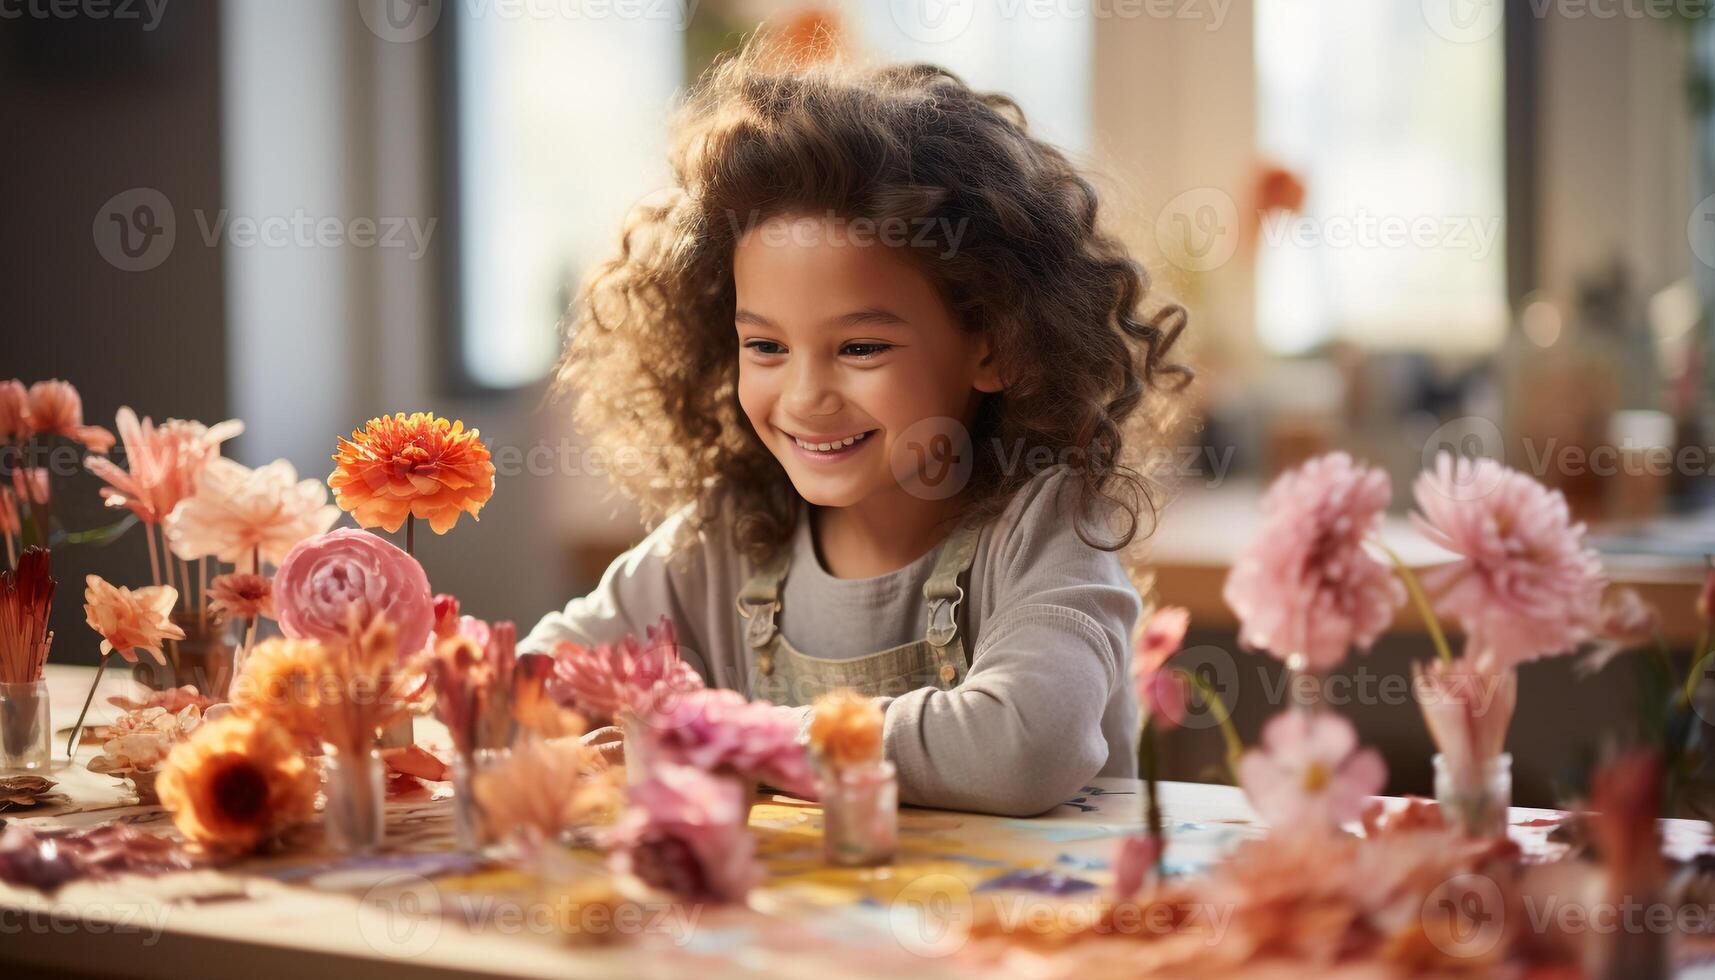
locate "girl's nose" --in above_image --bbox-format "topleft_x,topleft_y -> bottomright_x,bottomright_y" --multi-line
782,358 -> 843,418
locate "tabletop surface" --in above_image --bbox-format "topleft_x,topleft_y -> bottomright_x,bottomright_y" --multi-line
5,664 -> 1714,979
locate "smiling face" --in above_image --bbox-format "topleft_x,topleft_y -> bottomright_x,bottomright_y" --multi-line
733,214 -> 1002,511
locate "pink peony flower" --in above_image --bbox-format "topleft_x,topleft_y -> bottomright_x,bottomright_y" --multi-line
640,687 -> 814,796
1133,606 -> 1190,730
1112,832 -> 1162,898
82,575 -> 186,665
1222,453 -> 1404,672
1412,453 -> 1607,669
85,408 -> 243,525
547,617 -> 704,726
25,380 -> 115,453
1236,709 -> 1385,832
273,528 -> 433,659
165,458 -> 339,567
1412,658 -> 1516,796
609,762 -> 760,903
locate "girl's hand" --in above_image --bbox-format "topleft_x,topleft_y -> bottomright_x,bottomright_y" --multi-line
581,725 -> 625,767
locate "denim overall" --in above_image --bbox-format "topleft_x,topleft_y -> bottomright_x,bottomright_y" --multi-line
735,522 -> 984,707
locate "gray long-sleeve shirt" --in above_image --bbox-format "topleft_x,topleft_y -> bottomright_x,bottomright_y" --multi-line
520,465 -> 1141,817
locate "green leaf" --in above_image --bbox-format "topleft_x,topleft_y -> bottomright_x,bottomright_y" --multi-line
52,514 -> 140,549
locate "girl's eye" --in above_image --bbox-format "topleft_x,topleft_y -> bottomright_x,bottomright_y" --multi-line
841,343 -> 893,359
743,339 -> 786,356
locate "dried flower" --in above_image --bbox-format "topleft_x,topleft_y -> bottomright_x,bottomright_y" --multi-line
84,408 -> 243,525
512,653 -> 587,739
328,412 -> 495,534
0,547 -> 54,684
82,575 -> 184,664
207,572 -> 275,622
165,457 -> 339,567
1236,710 -> 1386,833
642,688 -> 814,796
1412,658 -> 1516,796
302,617 -> 422,756
274,528 -> 434,659
547,617 -> 703,727
432,593 -> 461,639
474,737 -> 613,847
230,636 -> 331,749
0,486 -> 18,541
156,713 -> 318,853
105,685 -> 215,715
609,763 -> 760,903
1412,452 -> 1606,669
1580,587 -> 1661,676
808,690 -> 884,770
24,380 -> 115,452
12,467 -> 48,506
0,775 -> 61,812
430,617 -> 519,755
1222,453 -> 1403,672
86,704 -> 206,802
0,822 -> 193,893
1133,606 -> 1190,731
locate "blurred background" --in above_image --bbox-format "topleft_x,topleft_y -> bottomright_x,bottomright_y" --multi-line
6,0 -> 1715,807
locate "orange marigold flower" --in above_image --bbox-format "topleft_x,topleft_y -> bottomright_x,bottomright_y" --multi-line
156,713 -> 317,853
808,689 -> 884,770
230,636 -> 329,749
328,412 -> 495,534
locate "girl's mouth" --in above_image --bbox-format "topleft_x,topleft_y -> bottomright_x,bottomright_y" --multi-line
781,428 -> 877,463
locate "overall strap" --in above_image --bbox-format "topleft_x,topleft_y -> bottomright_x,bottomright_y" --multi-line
923,522 -> 982,650
735,550 -> 791,663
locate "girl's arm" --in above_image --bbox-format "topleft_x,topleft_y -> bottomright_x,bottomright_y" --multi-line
874,469 -> 1141,817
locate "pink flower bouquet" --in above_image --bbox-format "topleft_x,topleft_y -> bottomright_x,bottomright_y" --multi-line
608,762 -> 760,903
639,688 -> 814,797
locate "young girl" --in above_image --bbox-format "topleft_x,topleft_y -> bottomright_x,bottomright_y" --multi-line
520,49 -> 1191,817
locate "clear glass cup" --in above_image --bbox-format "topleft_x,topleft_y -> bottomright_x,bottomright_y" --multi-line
820,760 -> 898,867
0,679 -> 51,772
1433,752 -> 1512,839
452,746 -> 511,852
324,747 -> 386,854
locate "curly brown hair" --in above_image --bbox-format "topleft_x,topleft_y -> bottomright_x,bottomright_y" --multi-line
559,45 -> 1191,566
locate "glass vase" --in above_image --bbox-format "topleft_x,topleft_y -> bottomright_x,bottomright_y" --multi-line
324,747 -> 386,854
0,679 -> 51,772
132,617 -> 235,699
1434,752 -> 1511,839
820,760 -> 898,867
452,747 -> 510,852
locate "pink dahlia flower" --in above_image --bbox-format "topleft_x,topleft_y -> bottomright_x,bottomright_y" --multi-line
1222,453 -> 1404,672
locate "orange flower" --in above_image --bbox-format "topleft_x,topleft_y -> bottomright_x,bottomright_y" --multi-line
230,636 -> 328,748
809,689 -> 884,770
0,381 -> 27,443
26,380 -> 115,452
85,407 -> 243,525
156,713 -> 317,853
207,572 -> 275,622
82,575 -> 185,664
328,413 -> 495,534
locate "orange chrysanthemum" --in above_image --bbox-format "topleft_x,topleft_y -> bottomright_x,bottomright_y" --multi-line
230,636 -> 330,749
808,689 -> 884,770
328,413 -> 495,534
156,713 -> 317,853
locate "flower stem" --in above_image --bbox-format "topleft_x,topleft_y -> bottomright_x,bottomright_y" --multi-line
406,516 -> 415,557
1378,541 -> 1454,664
1139,717 -> 1164,873
1178,668 -> 1243,782
144,518 -> 162,588
1682,625 -> 1711,707
67,655 -> 108,759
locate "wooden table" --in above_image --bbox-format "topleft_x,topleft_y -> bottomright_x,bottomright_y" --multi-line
3,665 -> 1713,979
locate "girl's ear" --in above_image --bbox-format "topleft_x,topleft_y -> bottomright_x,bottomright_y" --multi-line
972,334 -> 1005,393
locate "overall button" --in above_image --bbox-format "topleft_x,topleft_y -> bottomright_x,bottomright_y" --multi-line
939,664 -> 956,684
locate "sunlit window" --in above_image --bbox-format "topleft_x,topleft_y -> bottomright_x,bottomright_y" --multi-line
1254,0 -> 1508,355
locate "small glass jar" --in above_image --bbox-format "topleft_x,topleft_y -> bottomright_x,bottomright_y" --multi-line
324,747 -> 386,854
1433,752 -> 1511,839
452,747 -> 510,852
0,680 -> 51,772
820,760 -> 898,867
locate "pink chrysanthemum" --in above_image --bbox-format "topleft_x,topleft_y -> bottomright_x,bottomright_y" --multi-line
641,688 -> 814,797
608,763 -> 759,903
546,617 -> 703,726
1222,453 -> 1404,672
1412,453 -> 1606,669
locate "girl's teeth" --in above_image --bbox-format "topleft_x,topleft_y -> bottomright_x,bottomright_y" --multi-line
795,432 -> 867,452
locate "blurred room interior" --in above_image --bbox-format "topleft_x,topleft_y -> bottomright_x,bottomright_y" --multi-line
6,0 -> 1715,809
